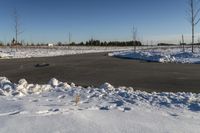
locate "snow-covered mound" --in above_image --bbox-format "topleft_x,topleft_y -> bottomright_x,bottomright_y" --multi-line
109,47 -> 200,64
0,52 -> 13,59
0,77 -> 199,111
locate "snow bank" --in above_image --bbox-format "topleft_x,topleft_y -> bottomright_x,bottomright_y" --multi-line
0,77 -> 199,111
0,77 -> 200,133
109,47 -> 200,64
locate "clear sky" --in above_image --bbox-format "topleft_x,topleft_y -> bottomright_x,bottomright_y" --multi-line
0,0 -> 199,44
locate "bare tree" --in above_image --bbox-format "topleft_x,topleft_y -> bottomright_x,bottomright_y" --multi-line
187,0 -> 200,52
13,8 -> 23,45
132,25 -> 137,52
132,25 -> 137,41
68,32 -> 72,44
182,34 -> 185,52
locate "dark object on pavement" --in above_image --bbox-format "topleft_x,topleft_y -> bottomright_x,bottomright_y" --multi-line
35,63 -> 49,68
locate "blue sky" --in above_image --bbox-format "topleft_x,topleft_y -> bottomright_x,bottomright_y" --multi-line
0,0 -> 198,44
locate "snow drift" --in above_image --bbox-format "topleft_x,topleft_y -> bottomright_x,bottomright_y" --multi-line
109,47 -> 200,64
0,77 -> 200,112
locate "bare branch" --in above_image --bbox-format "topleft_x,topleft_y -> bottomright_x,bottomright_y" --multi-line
194,8 -> 200,19
195,17 -> 200,25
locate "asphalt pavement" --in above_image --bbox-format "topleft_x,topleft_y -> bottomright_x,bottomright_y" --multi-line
0,52 -> 200,92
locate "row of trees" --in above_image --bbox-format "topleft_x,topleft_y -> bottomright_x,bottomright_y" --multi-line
9,0 -> 200,51
54,40 -> 142,46
10,9 -> 140,47
1,40 -> 142,47
9,9 -> 141,47
70,40 -> 142,46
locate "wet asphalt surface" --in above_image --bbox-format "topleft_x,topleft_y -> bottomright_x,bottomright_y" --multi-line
0,52 -> 200,93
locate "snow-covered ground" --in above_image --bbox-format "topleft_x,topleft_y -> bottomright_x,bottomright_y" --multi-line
0,77 -> 200,133
109,46 -> 200,64
0,46 -> 200,132
0,46 -> 136,59
2,46 -> 200,64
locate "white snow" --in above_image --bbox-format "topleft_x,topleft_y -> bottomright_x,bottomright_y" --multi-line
0,46 -> 136,59
2,46 -> 200,64
0,77 -> 199,133
0,46 -> 200,132
109,46 -> 200,64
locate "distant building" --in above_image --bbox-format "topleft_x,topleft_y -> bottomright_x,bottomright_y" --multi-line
48,43 -> 54,47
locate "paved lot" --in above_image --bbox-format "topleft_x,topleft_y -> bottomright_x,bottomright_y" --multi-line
0,52 -> 200,92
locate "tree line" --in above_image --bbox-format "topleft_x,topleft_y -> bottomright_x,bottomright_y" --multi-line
68,40 -> 142,46
0,40 -> 142,47
49,40 -> 142,47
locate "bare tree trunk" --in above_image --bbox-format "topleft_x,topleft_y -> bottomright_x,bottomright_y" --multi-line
182,34 -> 185,52
132,25 -> 137,52
69,32 -> 71,44
192,23 -> 194,52
187,0 -> 200,53
191,0 -> 194,52
13,8 -> 23,45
